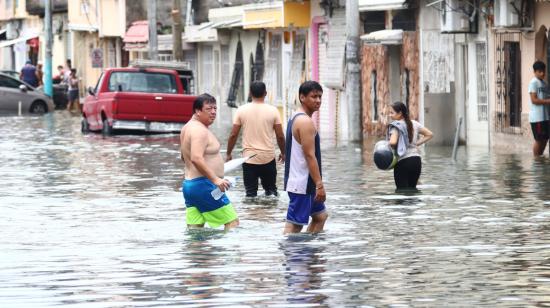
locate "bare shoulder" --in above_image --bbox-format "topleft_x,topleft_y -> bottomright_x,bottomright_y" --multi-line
293,114 -> 315,131
182,121 -> 207,141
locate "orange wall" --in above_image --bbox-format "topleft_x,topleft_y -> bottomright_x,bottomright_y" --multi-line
284,1 -> 310,28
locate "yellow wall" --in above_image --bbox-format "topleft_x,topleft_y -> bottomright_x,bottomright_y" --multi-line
15,0 -> 29,18
244,8 -> 283,29
100,0 -> 125,37
243,1 -> 311,29
68,0 -> 98,27
0,0 -> 15,20
283,1 -> 310,28
73,31 -> 117,92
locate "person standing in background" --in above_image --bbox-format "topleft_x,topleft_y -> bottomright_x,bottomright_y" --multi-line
226,81 -> 285,198
19,60 -> 38,88
528,61 -> 550,156
36,62 -> 43,86
66,69 -> 80,112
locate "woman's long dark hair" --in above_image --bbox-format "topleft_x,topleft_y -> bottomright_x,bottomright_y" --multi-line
391,101 -> 413,143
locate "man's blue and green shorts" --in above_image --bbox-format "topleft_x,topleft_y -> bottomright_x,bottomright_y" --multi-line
182,177 -> 238,228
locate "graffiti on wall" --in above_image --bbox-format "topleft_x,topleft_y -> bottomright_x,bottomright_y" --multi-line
422,30 -> 454,93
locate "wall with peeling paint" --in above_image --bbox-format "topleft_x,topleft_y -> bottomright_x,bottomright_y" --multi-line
360,31 -> 420,138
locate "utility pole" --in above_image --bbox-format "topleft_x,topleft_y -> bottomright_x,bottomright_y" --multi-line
172,0 -> 183,61
147,0 -> 158,60
44,0 -> 53,97
186,0 -> 193,26
345,0 -> 362,141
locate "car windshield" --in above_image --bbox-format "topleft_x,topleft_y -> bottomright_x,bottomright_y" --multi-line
107,72 -> 177,93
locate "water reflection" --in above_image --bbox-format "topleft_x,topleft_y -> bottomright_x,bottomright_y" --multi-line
179,230 -> 225,303
281,234 -> 327,306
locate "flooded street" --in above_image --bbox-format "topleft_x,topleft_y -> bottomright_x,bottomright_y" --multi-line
1,113 -> 549,307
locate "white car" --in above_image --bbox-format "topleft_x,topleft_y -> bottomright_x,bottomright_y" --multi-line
0,73 -> 55,114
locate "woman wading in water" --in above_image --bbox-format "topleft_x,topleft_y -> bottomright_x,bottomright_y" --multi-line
388,102 -> 433,190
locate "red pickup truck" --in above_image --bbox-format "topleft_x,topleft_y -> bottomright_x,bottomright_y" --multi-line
81,67 -> 196,135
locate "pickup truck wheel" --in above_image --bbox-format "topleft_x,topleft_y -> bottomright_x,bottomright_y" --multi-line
81,118 -> 90,134
30,100 -> 47,114
102,118 -> 113,136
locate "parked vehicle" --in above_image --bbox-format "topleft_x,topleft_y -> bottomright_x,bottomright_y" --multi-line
0,73 -> 55,114
81,67 -> 197,135
130,59 -> 195,95
0,70 -> 19,79
37,82 -> 69,109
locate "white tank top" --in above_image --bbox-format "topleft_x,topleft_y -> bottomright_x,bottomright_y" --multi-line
285,135 -> 309,194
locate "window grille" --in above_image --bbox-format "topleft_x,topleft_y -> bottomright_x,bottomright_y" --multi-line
476,43 -> 488,121
494,33 -> 522,134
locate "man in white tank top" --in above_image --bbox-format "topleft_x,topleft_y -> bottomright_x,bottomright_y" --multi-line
283,81 -> 328,234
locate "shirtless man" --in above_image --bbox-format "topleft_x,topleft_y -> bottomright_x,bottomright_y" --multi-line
180,94 -> 239,230
283,81 -> 328,234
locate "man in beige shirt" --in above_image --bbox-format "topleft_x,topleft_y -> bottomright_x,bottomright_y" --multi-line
226,81 -> 285,197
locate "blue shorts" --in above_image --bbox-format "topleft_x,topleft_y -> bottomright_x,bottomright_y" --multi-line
286,192 -> 326,226
182,177 -> 231,212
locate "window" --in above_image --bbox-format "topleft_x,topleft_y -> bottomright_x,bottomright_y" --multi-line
0,76 -> 22,89
392,9 -> 416,31
371,70 -> 378,121
476,43 -> 488,121
107,72 -> 177,93
200,45 -> 213,94
363,11 -> 385,33
93,73 -> 103,94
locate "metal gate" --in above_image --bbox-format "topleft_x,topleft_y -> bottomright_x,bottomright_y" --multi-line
494,32 -> 522,134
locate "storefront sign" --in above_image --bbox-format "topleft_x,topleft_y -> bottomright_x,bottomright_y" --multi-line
91,48 -> 103,68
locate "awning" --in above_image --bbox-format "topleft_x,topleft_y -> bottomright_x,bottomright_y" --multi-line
359,0 -> 407,11
0,33 -> 40,48
211,18 -> 242,29
209,5 -> 244,27
183,23 -> 218,43
68,23 -> 98,32
360,29 -> 403,45
157,34 -> 195,51
123,20 -> 148,43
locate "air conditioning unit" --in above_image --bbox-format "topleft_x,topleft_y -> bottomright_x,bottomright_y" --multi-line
494,0 -> 520,28
440,0 -> 475,33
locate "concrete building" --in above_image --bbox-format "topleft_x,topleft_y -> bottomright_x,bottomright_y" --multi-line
67,0 -> 127,92
421,0 -> 490,147
358,0 -> 491,148
487,0 -> 549,152
359,0 -> 421,139
186,0 -> 312,128
0,0 -> 62,73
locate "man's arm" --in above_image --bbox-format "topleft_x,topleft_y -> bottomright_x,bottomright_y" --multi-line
226,124 -> 241,161
190,130 -> 229,190
296,118 -> 325,202
274,123 -> 285,162
530,92 -> 550,105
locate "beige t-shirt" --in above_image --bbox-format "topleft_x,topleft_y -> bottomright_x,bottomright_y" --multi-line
234,102 -> 282,164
